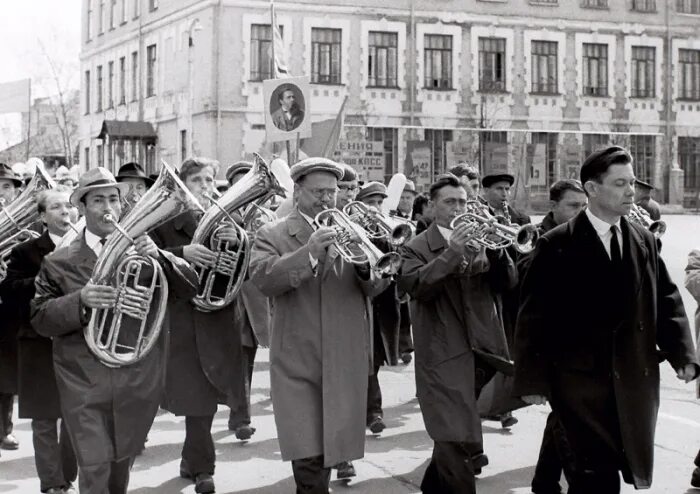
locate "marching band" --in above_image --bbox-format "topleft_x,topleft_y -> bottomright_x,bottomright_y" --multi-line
0,145 -> 698,494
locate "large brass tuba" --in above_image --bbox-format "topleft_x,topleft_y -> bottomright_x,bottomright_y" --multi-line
85,160 -> 204,367
0,160 -> 56,274
190,153 -> 286,312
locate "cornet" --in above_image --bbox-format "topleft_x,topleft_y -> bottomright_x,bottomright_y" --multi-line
314,208 -> 402,277
342,201 -> 413,248
628,204 -> 666,238
450,200 -> 539,254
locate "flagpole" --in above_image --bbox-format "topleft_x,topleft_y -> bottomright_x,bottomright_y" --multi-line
270,0 -> 276,79
25,79 -> 31,161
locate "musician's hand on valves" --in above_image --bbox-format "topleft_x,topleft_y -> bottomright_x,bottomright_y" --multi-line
448,222 -> 478,254
522,394 -> 548,406
216,225 -> 240,247
183,244 -> 217,269
133,235 -> 159,259
80,283 -> 118,309
308,226 -> 336,259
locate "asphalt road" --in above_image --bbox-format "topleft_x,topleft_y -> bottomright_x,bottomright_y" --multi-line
1,215 -> 699,493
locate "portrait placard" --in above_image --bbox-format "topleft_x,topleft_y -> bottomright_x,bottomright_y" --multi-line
263,77 -> 312,143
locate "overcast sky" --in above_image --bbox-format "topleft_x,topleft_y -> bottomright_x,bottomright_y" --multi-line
0,0 -> 81,148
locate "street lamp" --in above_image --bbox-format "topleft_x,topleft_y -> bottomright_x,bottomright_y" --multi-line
188,18 -> 203,158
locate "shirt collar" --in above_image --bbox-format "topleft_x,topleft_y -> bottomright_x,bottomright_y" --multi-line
585,208 -> 621,236
437,224 -> 452,243
84,228 -> 107,256
48,232 -> 63,247
297,208 -> 316,229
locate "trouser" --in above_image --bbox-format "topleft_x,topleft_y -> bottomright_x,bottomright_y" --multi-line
31,419 -> 78,492
420,441 -> 476,494
398,301 -> 413,355
78,456 -> 133,494
366,364 -> 382,422
182,415 -> 216,476
291,455 -> 331,494
228,345 -> 257,428
532,412 -> 565,493
468,355 -> 497,457
0,392 -> 14,437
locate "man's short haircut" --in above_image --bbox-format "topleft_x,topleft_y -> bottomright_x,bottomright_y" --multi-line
180,157 -> 218,182
580,146 -> 632,186
449,163 -> 479,181
549,179 -> 585,203
412,194 -> 429,220
36,186 -> 72,214
429,173 -> 462,201
278,85 -> 295,101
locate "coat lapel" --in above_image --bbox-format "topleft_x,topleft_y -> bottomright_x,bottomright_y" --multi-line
425,223 -> 467,327
286,209 -> 313,246
621,218 -> 647,299
35,230 -> 55,256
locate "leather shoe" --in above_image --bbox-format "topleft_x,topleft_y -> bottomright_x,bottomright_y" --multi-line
472,453 -> 489,476
500,413 -> 519,428
335,461 -> 356,479
400,352 -> 412,364
691,466 -> 700,488
234,424 -> 256,441
367,416 -> 386,434
0,433 -> 19,450
194,473 -> 215,493
45,488 -> 64,494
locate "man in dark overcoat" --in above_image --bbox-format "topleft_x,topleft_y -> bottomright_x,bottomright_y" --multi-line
399,174 -> 517,493
30,167 -> 198,494
150,157 -> 245,494
514,146 -> 699,493
0,188 -> 78,493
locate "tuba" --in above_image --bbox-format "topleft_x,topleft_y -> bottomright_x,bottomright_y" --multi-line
450,200 -> 539,254
85,160 -> 204,367
628,204 -> 666,238
314,207 -> 402,277
190,153 -> 286,312
0,160 -> 55,276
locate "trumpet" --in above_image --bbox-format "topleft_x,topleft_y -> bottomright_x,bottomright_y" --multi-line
450,200 -> 539,254
314,207 -> 402,277
342,201 -> 413,248
628,204 -> 666,238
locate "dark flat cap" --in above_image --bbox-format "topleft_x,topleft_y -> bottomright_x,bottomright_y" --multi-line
116,162 -> 154,186
482,173 -> 514,188
356,181 -> 388,201
289,158 -> 344,183
0,163 -> 23,187
339,163 -> 358,182
225,161 -> 253,184
634,179 -> 655,190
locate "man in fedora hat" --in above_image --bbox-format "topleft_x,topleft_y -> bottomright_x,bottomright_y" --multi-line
480,172 -> 530,226
395,179 -> 418,219
116,162 -> 154,202
0,162 -> 22,206
31,167 -> 198,494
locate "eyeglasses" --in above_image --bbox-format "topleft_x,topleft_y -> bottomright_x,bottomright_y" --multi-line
303,187 -> 337,199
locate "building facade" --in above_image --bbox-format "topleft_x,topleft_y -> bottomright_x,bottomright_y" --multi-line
79,0 -> 700,207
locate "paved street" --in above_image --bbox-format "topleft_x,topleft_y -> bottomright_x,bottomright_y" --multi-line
1,215 -> 699,493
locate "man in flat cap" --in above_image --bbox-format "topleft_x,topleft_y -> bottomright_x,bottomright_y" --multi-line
480,172 -> 530,226
514,146 -> 698,493
250,158 -> 390,493
633,179 -> 661,221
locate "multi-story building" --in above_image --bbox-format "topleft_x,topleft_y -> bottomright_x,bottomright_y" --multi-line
79,0 -> 700,207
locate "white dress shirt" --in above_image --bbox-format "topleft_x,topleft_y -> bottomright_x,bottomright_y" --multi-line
437,224 -> 453,243
48,232 -> 63,249
585,208 -> 622,260
298,209 -> 320,272
84,228 -> 107,257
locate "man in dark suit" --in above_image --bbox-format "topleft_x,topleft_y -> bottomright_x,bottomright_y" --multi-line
271,86 -> 304,132
514,146 -> 699,493
150,158 -> 245,494
399,173 -> 517,493
31,168 -> 197,494
0,187 -> 78,493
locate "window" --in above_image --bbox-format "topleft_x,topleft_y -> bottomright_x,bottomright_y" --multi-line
530,133 -> 558,193
110,0 -> 116,28
531,41 -> 558,94
629,135 -> 655,183
679,137 -> 700,205
582,43 -> 608,96
131,51 -> 138,101
424,35 -> 453,89
99,0 -> 105,34
425,128 -> 454,176
148,0 -> 158,12
630,46 -> 655,98
582,133 -> 609,159
678,0 -> 700,13
479,37 -> 506,92
368,31 -> 398,88
180,130 -> 188,161
480,131 -> 508,172
120,0 -> 126,23
84,70 -> 91,114
250,24 -> 284,81
133,0 -> 139,19
366,127 -> 398,181
87,0 -> 93,40
107,61 -> 114,108
679,49 -> 700,100
632,0 -> 656,11
119,56 -> 126,104
97,143 -> 104,168
581,0 -> 608,6
96,65 -> 103,111
311,28 -> 342,84
84,147 -> 90,170
146,44 -> 156,97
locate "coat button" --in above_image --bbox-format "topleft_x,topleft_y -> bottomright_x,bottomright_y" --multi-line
639,323 -> 644,331
643,368 -> 649,376
614,370 -> 620,379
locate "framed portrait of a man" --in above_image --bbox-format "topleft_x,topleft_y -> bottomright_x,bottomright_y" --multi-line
264,77 -> 312,143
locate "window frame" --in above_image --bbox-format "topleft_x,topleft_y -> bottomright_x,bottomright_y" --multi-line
249,24 -> 284,82
531,40 -> 558,94
96,65 -> 103,112
119,56 -> 126,105
107,61 -> 114,108
368,31 -> 399,89
479,37 -> 507,92
146,44 -> 156,98
679,48 -> 700,101
631,0 -> 656,11
131,50 -> 139,102
311,27 -> 343,85
423,34 -> 453,90
677,0 -> 700,13
84,70 -> 91,115
630,46 -> 656,98
582,42 -> 608,97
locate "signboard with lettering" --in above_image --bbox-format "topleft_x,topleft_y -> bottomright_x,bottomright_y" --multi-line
482,142 -> 509,174
405,141 -> 433,192
334,140 -> 385,181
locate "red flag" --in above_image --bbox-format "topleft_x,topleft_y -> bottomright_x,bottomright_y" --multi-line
301,96 -> 347,159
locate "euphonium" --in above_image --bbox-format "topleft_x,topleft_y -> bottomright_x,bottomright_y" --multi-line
314,207 -> 402,277
242,200 -> 277,237
0,160 -> 55,276
628,203 -> 666,238
342,201 -> 413,248
191,153 -> 286,312
450,200 -> 539,254
85,160 -> 204,367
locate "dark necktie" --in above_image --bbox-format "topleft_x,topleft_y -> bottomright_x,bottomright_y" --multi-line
609,225 -> 622,265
